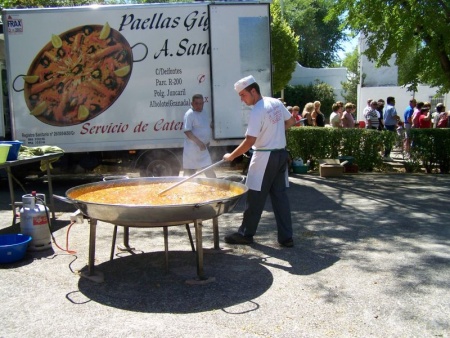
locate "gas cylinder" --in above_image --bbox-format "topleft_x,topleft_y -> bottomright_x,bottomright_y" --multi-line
20,192 -> 52,251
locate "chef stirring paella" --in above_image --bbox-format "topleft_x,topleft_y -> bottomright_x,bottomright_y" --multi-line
70,182 -> 241,206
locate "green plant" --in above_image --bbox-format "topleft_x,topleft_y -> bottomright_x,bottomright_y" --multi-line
410,129 -> 450,174
286,127 -> 397,172
276,81 -> 335,121
287,128 -> 450,174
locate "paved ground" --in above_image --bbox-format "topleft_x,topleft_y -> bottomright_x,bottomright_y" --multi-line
1,165 -> 449,337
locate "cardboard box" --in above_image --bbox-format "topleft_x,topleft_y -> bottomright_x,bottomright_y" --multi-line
319,159 -> 344,177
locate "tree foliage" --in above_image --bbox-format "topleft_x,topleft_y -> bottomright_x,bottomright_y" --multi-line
281,0 -> 346,68
329,0 -> 450,93
270,0 -> 299,93
277,81 -> 335,119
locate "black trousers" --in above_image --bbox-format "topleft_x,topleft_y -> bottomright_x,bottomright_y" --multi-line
238,150 -> 293,243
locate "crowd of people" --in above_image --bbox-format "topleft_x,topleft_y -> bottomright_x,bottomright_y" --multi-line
286,100 -> 360,128
284,97 -> 450,161
287,101 -> 327,127
361,98 -> 450,160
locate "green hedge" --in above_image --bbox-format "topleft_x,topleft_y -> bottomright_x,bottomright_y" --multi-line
410,129 -> 450,173
286,127 -> 450,173
286,127 -> 390,171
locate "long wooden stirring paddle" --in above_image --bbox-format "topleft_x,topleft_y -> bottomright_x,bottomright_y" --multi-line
158,159 -> 225,196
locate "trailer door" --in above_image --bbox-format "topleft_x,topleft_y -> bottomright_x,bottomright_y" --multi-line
209,3 -> 271,139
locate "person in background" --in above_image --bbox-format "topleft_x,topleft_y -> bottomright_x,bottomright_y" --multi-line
351,103 -> 358,127
376,99 -> 385,130
312,101 -> 325,127
329,102 -> 342,128
291,105 -> 302,126
182,93 -> 216,178
341,102 -> 355,128
411,101 -> 424,128
418,102 -> 432,128
403,99 -> 416,154
362,99 -> 373,118
436,103 -> 449,128
383,96 -> 400,161
302,102 -> 314,126
364,100 -> 380,130
432,104 -> 442,128
222,75 -> 296,247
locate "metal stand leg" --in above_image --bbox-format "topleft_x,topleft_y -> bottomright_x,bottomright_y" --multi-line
6,167 -> 16,226
203,216 -> 231,254
123,226 -> 130,247
88,219 -> 97,275
163,226 -> 169,272
45,161 -> 56,221
194,219 -> 205,279
110,225 -> 118,260
212,217 -> 219,250
117,226 -> 135,252
185,223 -> 196,252
80,218 -> 104,283
185,220 -> 215,284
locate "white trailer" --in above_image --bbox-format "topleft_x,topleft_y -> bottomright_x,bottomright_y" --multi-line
1,2 -> 271,175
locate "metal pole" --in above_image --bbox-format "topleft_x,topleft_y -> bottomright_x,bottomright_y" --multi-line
213,217 -> 219,250
45,160 -> 56,221
194,219 -> 205,280
88,218 -> 97,276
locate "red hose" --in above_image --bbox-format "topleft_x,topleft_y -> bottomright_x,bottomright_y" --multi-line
51,221 -> 77,254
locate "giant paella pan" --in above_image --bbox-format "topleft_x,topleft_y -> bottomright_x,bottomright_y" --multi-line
55,176 -> 248,226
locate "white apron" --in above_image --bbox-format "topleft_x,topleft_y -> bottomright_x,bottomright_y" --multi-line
183,140 -> 212,169
183,109 -> 212,169
246,151 -> 289,191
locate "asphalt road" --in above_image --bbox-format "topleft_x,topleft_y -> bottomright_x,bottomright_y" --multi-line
1,168 -> 449,337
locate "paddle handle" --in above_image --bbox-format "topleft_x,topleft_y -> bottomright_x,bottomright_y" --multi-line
158,159 -> 225,196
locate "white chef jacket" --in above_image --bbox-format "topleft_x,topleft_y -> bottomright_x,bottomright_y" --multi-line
183,108 -> 212,169
246,97 -> 292,191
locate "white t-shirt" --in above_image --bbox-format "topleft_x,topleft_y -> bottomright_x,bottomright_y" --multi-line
245,97 -> 291,191
183,108 -> 212,143
246,97 -> 291,150
330,112 -> 340,127
183,108 -> 212,169
432,111 -> 440,128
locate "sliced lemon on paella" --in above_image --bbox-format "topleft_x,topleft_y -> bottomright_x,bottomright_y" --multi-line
114,65 -> 130,77
78,105 -> 90,121
23,75 -> 39,84
30,102 -> 48,116
99,22 -> 111,40
51,34 -> 62,49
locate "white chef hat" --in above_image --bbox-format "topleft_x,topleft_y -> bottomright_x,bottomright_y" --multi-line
234,75 -> 256,93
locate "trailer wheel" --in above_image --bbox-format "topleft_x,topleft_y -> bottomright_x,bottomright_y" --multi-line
136,150 -> 181,177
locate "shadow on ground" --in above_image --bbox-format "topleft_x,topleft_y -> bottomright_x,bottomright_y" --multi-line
76,250 -> 273,313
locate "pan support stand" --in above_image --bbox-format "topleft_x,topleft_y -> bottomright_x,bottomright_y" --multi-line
80,217 -> 227,284
80,218 -> 104,283
203,216 -> 233,254
116,226 -> 135,252
185,219 -> 216,285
